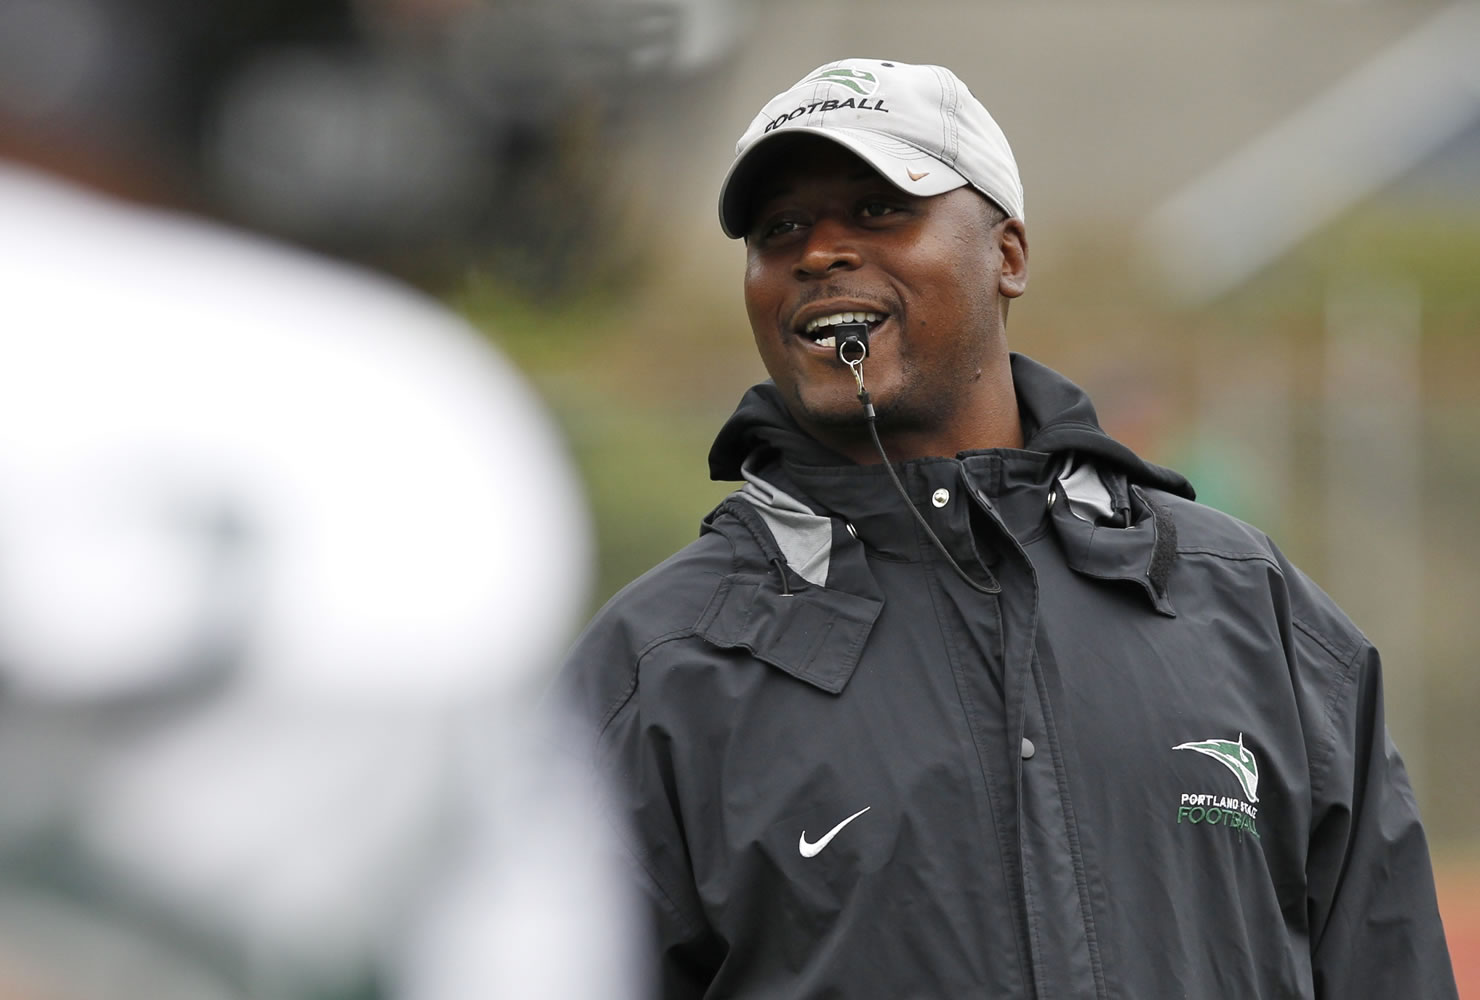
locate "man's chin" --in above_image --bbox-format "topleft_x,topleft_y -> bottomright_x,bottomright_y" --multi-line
791,387 -> 872,429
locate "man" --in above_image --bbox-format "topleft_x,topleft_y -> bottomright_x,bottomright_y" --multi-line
558,58 -> 1457,998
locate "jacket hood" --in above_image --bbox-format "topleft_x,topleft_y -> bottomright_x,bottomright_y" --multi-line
708,353 -> 1195,500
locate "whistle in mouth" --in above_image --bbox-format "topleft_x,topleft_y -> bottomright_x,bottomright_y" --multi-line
834,322 -> 870,365
833,322 -> 871,397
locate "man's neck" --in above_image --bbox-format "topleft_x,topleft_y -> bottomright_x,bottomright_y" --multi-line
822,411 -> 1024,465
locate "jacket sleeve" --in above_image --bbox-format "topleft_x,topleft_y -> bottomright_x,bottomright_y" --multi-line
555,619 -> 724,999
1304,637 -> 1457,998
599,690 -> 725,999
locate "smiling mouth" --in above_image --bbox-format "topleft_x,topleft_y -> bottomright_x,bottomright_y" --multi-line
799,310 -> 887,348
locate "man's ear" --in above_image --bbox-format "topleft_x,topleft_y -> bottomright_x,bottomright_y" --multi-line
998,219 -> 1028,299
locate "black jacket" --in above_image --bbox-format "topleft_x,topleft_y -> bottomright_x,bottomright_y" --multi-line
560,355 -> 1456,999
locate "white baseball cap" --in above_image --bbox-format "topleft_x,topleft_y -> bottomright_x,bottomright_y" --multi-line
719,58 -> 1024,239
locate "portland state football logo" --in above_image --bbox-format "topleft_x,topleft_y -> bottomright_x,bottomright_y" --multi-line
1173,733 -> 1259,801
803,67 -> 879,96
1171,733 -> 1261,840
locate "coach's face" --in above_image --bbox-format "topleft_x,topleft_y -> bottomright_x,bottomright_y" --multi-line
742,136 -> 1027,462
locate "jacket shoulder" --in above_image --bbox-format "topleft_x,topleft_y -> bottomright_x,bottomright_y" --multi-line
1148,489 -> 1367,665
1144,489 -> 1278,563
557,514 -> 748,728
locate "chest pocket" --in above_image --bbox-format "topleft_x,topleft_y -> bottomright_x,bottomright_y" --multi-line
695,574 -> 881,695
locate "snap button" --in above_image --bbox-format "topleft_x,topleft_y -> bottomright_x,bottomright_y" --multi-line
1021,737 -> 1036,760
931,488 -> 950,508
1046,489 -> 1057,510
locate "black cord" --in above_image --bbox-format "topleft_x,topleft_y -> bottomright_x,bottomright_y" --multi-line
855,384 -> 1001,596
835,327 -> 999,595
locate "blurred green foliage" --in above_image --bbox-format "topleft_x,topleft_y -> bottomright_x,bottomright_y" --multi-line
457,274 -> 738,606
1220,205 -> 1480,331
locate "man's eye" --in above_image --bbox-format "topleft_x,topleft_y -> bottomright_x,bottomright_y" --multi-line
859,200 -> 898,218
758,218 -> 801,240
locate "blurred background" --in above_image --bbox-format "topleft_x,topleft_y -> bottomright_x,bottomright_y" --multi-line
1,0 -> 1476,994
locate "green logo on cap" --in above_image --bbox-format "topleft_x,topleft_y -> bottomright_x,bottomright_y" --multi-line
803,67 -> 878,96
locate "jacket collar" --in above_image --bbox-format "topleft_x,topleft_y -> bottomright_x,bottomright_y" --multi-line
709,355 -> 1191,617
696,492 -> 884,695
708,353 -> 1195,504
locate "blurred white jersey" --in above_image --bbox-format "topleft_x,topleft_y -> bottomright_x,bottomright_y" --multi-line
0,161 -> 643,999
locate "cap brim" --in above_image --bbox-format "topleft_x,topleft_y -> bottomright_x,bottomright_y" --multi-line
718,126 -> 968,239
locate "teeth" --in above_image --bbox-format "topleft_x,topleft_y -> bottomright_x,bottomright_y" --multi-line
816,335 -> 836,348
803,310 -> 884,334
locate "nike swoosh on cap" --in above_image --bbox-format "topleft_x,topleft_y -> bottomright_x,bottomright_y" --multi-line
906,169 -> 930,181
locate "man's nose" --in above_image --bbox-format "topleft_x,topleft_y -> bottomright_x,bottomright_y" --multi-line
794,218 -> 862,279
